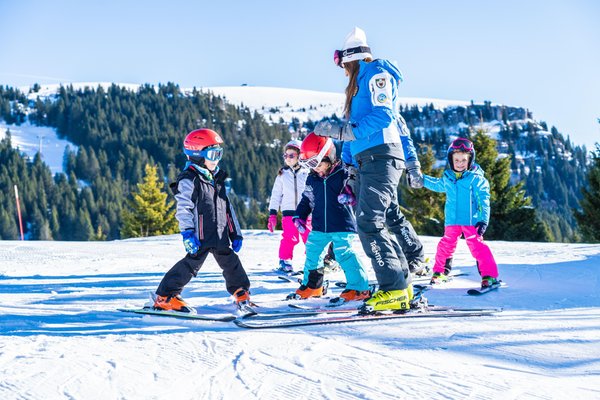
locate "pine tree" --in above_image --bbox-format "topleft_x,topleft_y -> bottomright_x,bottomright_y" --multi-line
472,130 -> 549,241
120,164 -> 178,238
574,144 -> 600,242
0,209 -> 18,240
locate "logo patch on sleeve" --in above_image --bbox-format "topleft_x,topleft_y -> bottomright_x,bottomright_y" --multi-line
376,78 -> 386,88
377,93 -> 388,103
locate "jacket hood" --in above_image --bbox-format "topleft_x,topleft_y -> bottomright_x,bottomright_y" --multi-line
359,59 -> 403,84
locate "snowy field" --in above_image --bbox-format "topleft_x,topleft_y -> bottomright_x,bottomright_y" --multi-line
1,231 -> 599,399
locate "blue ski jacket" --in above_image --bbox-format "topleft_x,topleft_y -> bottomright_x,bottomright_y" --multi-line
423,163 -> 491,226
341,59 -> 418,167
295,163 -> 357,233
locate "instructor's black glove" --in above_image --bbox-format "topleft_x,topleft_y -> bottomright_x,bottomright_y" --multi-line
475,221 -> 488,236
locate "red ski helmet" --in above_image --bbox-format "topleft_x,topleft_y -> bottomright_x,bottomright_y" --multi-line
183,129 -> 224,161
299,132 -> 336,169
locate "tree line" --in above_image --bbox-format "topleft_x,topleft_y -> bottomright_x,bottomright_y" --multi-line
0,83 -> 595,242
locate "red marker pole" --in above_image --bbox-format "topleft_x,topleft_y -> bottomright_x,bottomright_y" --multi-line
14,185 -> 24,241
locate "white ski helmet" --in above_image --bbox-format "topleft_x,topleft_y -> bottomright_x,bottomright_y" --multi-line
284,139 -> 302,153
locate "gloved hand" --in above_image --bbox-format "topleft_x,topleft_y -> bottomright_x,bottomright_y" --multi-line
475,221 -> 488,236
181,229 -> 201,255
232,237 -> 243,253
344,164 -> 358,194
293,217 -> 308,234
337,185 -> 356,207
406,160 -> 424,189
314,120 -> 356,141
267,214 -> 278,232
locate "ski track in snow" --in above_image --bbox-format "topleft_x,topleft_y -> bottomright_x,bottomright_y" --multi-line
1,232 -> 600,399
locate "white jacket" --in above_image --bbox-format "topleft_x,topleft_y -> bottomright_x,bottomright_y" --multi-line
268,166 -> 309,216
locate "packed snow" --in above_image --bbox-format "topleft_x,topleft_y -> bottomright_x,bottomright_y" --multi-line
1,232 -> 599,399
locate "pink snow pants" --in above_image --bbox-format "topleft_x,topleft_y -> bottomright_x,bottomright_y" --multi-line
433,225 -> 498,278
279,216 -> 311,260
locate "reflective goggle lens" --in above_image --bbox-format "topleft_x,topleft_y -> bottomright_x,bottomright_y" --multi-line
450,138 -> 473,151
283,153 -> 297,160
333,50 -> 343,68
200,146 -> 223,161
300,156 -> 320,170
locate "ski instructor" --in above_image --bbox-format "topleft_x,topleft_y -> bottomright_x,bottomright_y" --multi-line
314,27 -> 424,314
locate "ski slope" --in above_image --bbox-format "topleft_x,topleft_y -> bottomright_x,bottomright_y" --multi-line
0,232 -> 599,399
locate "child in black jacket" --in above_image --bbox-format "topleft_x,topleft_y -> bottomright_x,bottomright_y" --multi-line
154,129 -> 250,312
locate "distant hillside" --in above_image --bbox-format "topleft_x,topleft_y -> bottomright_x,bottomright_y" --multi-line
0,83 -> 589,242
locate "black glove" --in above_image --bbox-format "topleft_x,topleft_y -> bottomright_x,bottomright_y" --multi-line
475,221 -> 488,236
406,160 -> 424,189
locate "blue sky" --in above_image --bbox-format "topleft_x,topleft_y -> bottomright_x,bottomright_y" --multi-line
1,0 -> 598,148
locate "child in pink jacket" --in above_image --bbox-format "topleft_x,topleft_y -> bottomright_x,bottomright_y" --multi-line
268,140 -> 311,272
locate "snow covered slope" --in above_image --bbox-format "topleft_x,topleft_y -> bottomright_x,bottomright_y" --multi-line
0,121 -> 75,175
0,233 -> 599,399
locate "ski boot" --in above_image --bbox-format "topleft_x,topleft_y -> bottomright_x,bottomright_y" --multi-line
359,286 -> 412,314
430,272 -> 449,285
153,294 -> 193,313
481,276 -> 500,289
409,259 -> 431,277
287,280 -> 329,300
275,259 -> 294,274
328,289 -> 371,306
323,254 -> 341,273
286,267 -> 326,300
233,288 -> 255,313
409,286 -> 429,310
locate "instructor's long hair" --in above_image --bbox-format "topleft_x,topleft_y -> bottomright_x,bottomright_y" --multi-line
343,57 -> 372,118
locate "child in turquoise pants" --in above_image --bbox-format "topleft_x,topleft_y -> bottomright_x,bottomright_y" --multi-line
289,133 -> 370,304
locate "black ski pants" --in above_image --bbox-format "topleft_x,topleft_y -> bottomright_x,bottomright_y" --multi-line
156,247 -> 250,297
355,156 -> 411,291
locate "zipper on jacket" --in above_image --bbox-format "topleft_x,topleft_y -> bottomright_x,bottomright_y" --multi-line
294,170 -> 298,208
323,179 -> 327,232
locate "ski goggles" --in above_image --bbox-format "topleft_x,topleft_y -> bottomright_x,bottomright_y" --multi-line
449,138 -> 474,151
193,146 -> 223,161
282,152 -> 298,160
299,140 -> 333,169
333,46 -> 371,68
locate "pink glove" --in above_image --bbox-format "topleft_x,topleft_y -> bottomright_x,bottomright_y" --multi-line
293,217 -> 307,234
267,215 -> 278,232
337,185 -> 356,207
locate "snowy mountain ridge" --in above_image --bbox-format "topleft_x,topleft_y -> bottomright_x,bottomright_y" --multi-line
2,82 -> 494,174
21,82 -> 474,123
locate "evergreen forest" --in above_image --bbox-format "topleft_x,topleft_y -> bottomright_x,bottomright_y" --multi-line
0,83 -> 593,242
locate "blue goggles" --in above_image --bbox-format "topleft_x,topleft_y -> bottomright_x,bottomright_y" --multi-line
184,146 -> 223,161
